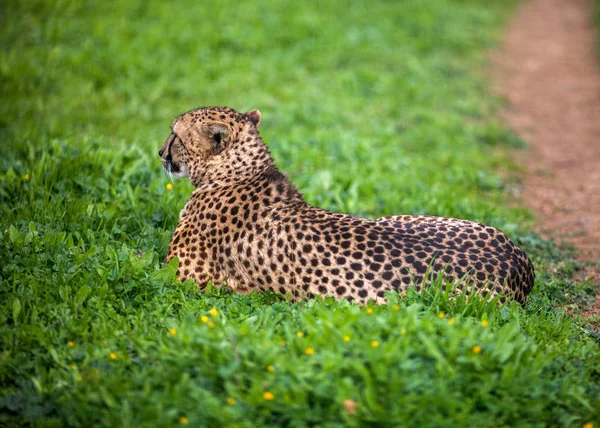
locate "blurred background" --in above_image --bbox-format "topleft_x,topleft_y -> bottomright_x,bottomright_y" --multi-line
1,0 -> 522,223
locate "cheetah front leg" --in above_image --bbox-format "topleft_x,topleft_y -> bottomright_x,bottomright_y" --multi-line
166,221 -> 223,290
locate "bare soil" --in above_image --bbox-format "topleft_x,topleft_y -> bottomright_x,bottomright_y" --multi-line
491,0 -> 600,316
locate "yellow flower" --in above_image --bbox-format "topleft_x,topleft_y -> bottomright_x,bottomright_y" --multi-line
279,340 -> 285,346
24,174 -> 30,180
583,423 -> 593,428
166,183 -> 174,191
227,397 -> 236,405
371,341 -> 380,348
71,364 -> 77,370
208,322 -> 215,328
400,329 -> 406,335
305,347 -> 315,356
296,331 -> 304,338
481,320 -> 489,327
209,308 -> 218,317
179,416 -> 189,425
448,318 -> 455,325
402,291 -> 407,297
267,365 -> 275,372
438,312 -> 445,318
263,391 -> 275,401
393,305 -> 400,311
366,308 -> 373,315
472,345 -> 482,354
169,328 -> 177,336
343,335 -> 351,342
68,341 -> 74,348
201,315 -> 209,323
109,352 -> 117,360
77,375 -> 83,381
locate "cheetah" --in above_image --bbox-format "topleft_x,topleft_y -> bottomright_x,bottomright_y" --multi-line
159,106 -> 535,305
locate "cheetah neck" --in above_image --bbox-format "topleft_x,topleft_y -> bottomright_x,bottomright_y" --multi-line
189,160 -> 305,213
192,132 -> 306,206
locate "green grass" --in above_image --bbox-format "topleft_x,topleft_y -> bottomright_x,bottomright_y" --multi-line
1,0 -> 599,426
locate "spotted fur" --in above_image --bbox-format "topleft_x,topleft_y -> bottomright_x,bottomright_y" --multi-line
159,106 -> 535,304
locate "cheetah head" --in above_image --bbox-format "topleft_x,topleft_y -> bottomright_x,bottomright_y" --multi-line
159,106 -> 264,188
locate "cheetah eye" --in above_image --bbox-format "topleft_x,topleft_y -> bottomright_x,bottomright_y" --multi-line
174,133 -> 184,145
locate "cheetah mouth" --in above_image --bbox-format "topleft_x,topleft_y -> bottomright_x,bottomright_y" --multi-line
163,159 -> 189,179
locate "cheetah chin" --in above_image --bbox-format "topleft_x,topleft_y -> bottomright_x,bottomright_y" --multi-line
159,106 -> 535,305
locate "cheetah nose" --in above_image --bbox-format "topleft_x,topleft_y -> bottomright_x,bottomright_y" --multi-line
158,148 -> 164,157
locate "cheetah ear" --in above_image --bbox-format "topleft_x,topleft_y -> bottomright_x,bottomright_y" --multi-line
243,109 -> 262,128
207,123 -> 229,152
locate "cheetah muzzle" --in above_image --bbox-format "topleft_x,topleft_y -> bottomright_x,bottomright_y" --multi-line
159,106 -> 535,305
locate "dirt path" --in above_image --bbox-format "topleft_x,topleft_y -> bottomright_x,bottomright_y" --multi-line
492,0 -> 600,314
492,1 -> 599,266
